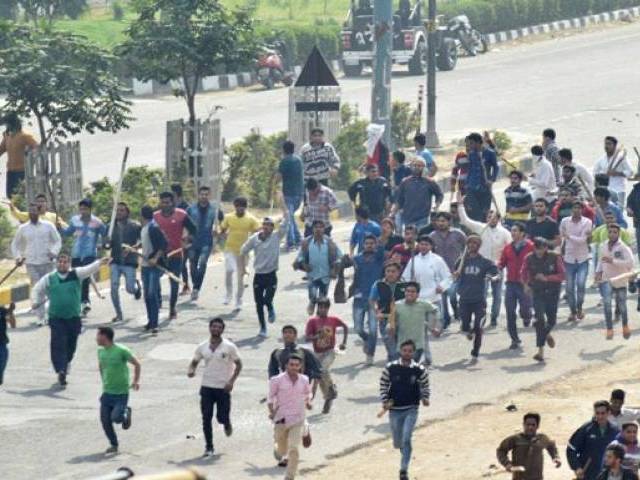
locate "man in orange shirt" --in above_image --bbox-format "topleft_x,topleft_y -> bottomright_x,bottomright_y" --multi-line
0,114 -> 38,199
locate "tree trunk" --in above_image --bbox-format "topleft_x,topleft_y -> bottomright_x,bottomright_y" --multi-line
36,114 -> 47,145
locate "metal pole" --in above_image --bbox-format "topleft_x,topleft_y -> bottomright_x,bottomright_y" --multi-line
425,0 -> 439,147
371,0 -> 393,148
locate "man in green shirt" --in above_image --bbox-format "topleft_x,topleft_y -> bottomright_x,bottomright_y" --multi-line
390,282 -> 440,365
96,326 -> 141,454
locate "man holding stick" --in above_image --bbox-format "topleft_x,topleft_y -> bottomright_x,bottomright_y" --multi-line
594,136 -> 633,208
379,339 -> 430,480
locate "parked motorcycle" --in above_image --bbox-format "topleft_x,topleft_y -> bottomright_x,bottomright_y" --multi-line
256,42 -> 294,89
446,14 -> 488,56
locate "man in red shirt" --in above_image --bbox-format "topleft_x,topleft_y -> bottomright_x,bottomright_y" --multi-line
389,225 -> 418,272
154,191 -> 196,320
497,222 -> 534,350
304,297 -> 348,415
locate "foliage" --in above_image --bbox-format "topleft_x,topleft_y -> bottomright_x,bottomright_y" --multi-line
0,207 -> 16,258
391,100 -> 420,149
492,130 -> 513,153
117,0 -> 257,125
333,103 -> 368,191
0,0 -> 19,20
18,0 -> 88,26
0,24 -> 132,143
266,0 -> 310,21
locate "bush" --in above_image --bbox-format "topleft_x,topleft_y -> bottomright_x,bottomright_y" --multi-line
256,21 -> 341,65
112,1 -> 125,21
333,103 -> 368,190
0,207 -> 15,258
391,100 -> 420,149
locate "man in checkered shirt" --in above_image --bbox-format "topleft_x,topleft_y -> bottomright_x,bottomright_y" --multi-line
303,179 -> 338,237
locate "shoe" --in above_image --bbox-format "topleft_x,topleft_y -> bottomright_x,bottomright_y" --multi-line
224,423 -> 233,437
111,316 -> 122,323
277,459 -> 288,468
466,332 -> 474,341
268,307 -> 276,324
606,329 -> 614,340
180,286 -> 191,296
533,353 -> 545,362
134,280 -> 142,300
151,328 -> 158,335
576,310 -> 585,321
258,329 -> 268,338
203,447 -> 214,458
191,289 -> 199,301
399,470 -> 409,480
546,334 -> 555,349
366,355 -> 374,366
623,325 -> 631,339
58,371 -> 67,386
322,397 -> 333,414
509,341 -> 521,350
307,302 -> 315,316
122,407 -> 132,430
169,310 -> 177,320
105,445 -> 118,455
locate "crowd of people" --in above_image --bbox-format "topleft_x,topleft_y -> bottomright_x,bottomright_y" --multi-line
2,123 -> 640,480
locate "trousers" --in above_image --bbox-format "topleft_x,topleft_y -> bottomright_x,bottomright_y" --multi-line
253,271 -> 277,330
389,407 -> 419,472
100,393 -> 128,447
200,386 -> 231,450
49,317 -> 81,374
460,301 -> 486,358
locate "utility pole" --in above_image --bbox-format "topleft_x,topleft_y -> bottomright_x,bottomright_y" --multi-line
371,0 -> 393,148
425,0 -> 439,147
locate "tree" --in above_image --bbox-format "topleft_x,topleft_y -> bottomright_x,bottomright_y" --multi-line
18,0 -> 88,26
0,0 -> 19,20
0,25 -> 132,143
117,0 -> 256,127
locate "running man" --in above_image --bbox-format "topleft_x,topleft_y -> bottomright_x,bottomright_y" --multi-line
597,444 -> 639,480
370,262 -> 407,362
305,298 -> 348,414
268,325 -> 323,384
188,317 -> 242,457
379,339 -> 430,480
32,255 -> 111,386
11,201 -> 61,326
241,201 -> 289,338
139,205 -> 167,334
96,326 -> 141,455
219,197 -> 260,310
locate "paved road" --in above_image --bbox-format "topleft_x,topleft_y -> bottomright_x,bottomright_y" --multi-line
72,21 -> 640,182
0,215 -> 637,480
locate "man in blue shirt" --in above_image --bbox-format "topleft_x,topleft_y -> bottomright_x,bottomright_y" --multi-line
414,133 -> 437,177
277,141 -> 304,249
464,132 -> 499,222
349,206 -> 381,256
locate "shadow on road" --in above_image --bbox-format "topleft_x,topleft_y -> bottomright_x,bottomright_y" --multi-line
435,359 -> 468,372
244,462 -> 286,477
67,451 -> 111,464
332,361 -> 369,380
346,395 -> 380,405
579,345 -> 624,363
501,363 -> 546,374
7,384 -> 73,400
483,347 -> 525,361
167,453 -> 223,467
235,336 -> 267,349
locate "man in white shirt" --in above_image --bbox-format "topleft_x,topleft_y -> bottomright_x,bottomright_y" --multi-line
457,190 -> 511,326
528,145 -> 557,208
559,148 -> 594,197
593,136 -> 634,207
11,201 -> 62,325
187,317 -> 242,458
401,235 -> 451,306
610,389 -> 640,429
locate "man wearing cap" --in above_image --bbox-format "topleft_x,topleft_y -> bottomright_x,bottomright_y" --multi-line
393,157 -> 443,231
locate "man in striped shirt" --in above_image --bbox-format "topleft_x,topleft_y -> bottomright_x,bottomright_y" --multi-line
379,339 -> 430,480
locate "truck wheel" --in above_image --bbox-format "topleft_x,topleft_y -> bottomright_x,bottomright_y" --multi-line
343,63 -> 363,77
437,38 -> 457,71
408,40 -> 427,75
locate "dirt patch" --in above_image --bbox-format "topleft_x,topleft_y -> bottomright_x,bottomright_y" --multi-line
304,350 -> 640,479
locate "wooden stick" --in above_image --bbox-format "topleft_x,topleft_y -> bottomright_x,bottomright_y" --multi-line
107,147 -> 130,241
0,263 -> 21,288
158,265 -> 184,286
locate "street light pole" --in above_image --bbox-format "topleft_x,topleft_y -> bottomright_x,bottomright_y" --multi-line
371,0 -> 393,148
425,0 -> 439,148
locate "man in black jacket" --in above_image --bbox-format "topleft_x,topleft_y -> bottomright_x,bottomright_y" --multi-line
567,400 -> 620,480
268,324 -> 322,383
106,202 -> 142,323
597,444 -> 639,480
379,339 -> 430,480
348,164 -> 392,224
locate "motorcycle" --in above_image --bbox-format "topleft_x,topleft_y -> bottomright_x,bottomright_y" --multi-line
256,42 -> 294,90
446,14 -> 488,56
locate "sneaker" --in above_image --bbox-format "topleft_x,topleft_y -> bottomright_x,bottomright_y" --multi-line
366,355 -> 374,366
322,397 -> 333,414
224,423 -> 233,437
546,334 -> 556,349
623,325 -> 631,340
169,310 -> 177,320
122,407 -> 132,430
606,329 -> 614,340
203,447 -> 214,458
258,329 -> 268,338
533,353 -> 545,363
399,470 -> 409,480
277,459 -> 288,468
57,371 -> 67,386
268,307 -> 276,324
134,280 -> 142,300
105,445 -> 118,455
576,309 -> 585,321
191,289 -> 199,301
307,302 -> 315,316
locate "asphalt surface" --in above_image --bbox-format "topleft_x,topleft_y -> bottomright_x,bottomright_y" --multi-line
67,20 -> 640,182
0,216 -> 638,480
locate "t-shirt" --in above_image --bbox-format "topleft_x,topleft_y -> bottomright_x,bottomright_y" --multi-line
221,213 -> 260,255
455,254 -> 498,303
98,343 -> 133,395
394,301 -> 438,350
279,154 -> 304,197
153,208 -> 190,252
526,217 -> 559,241
305,316 -> 347,354
193,339 -> 241,389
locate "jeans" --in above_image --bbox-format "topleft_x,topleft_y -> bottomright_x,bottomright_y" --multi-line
253,271 -> 277,330
504,282 -> 532,344
378,318 -> 398,361
166,256 -> 183,312
307,279 -> 329,305
465,188 -> 492,222
389,407 -> 419,472
565,260 -> 589,314
0,343 -> 8,384
200,386 -> 231,450
100,393 -> 128,447
353,299 -> 377,356
600,282 -> 628,329
487,277 -> 503,323
440,281 -> 458,329
49,317 -> 81,374
6,170 -> 24,199
533,288 -> 559,348
110,264 -> 138,320
284,196 -> 303,247
141,266 -> 161,329
188,245 -> 212,291
26,263 -> 54,322
460,301 -> 486,357
72,256 -> 96,305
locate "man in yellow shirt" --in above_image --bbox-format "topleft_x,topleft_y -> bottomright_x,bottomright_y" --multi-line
0,114 -> 38,198
219,197 -> 260,310
5,193 -> 66,227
